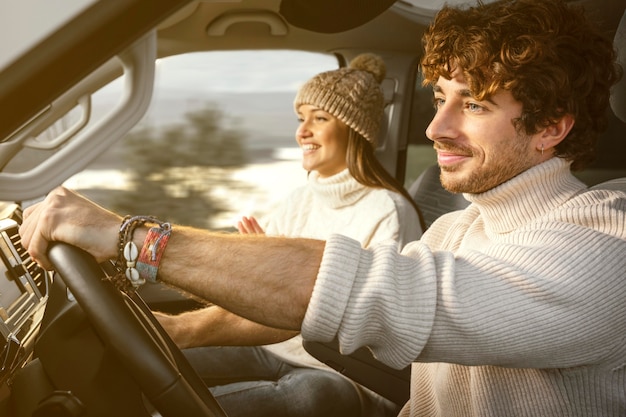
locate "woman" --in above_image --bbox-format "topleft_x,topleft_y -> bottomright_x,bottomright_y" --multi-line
238,52 -> 423,248
170,53 -> 423,417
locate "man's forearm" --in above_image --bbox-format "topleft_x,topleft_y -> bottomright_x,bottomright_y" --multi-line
140,226 -> 324,331
155,305 -> 299,349
18,187 -> 323,332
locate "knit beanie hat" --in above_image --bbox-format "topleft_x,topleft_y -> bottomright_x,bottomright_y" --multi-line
294,53 -> 386,145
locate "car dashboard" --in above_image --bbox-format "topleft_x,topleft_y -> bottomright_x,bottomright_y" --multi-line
0,201 -> 221,417
0,204 -> 48,391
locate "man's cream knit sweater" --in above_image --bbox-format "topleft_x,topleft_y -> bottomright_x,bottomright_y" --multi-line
302,158 -> 626,416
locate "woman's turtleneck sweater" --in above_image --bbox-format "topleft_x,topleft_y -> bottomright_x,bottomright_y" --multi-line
302,158 -> 626,416
262,168 -> 422,369
263,168 -> 422,248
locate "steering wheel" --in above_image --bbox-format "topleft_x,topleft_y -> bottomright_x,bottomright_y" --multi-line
47,241 -> 227,417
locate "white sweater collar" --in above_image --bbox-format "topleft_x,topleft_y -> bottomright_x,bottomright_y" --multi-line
464,158 -> 587,233
308,169 -> 370,209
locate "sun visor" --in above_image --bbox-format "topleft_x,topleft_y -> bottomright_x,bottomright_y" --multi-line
279,0 -> 397,33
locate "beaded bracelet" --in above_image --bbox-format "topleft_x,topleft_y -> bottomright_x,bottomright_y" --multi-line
112,215 -> 171,292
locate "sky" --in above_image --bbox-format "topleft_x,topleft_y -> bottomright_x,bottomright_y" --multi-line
154,50 -> 338,93
97,50 -> 338,97
93,50 -> 339,128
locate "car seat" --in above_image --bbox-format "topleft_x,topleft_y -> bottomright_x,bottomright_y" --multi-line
599,9 -> 626,194
407,164 -> 470,229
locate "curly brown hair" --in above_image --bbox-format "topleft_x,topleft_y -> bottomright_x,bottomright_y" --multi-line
420,0 -> 622,170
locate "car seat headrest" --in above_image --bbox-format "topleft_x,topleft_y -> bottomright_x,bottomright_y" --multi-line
610,11 -> 626,122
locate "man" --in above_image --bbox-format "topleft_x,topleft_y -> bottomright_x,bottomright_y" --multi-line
19,0 -> 626,415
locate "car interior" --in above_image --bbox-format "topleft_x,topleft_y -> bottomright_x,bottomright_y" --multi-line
0,1 -> 625,416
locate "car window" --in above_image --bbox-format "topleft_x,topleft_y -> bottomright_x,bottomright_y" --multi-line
404,73 -> 437,187
64,50 -> 339,230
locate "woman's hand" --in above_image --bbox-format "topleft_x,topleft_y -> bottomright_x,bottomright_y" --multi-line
237,216 -> 265,235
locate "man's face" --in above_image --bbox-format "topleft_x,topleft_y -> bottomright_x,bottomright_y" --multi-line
426,70 -> 543,194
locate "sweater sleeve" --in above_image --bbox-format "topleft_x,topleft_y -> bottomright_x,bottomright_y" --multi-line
302,199 -> 626,371
301,234 -> 438,369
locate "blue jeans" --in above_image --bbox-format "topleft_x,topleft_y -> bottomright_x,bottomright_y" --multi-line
183,345 -> 392,417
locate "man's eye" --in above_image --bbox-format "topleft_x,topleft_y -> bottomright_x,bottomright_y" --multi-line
467,102 -> 485,113
433,98 -> 445,109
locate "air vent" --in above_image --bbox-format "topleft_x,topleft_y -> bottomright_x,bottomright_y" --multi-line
5,218 -> 49,297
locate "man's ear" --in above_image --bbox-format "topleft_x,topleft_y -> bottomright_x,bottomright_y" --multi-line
537,114 -> 575,151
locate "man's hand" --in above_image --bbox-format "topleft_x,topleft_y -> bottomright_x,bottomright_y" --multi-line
19,186 -> 122,270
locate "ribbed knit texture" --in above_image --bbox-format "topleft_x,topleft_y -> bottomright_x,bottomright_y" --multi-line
263,168 -> 422,371
294,53 -> 386,145
263,169 -> 422,249
302,158 -> 626,416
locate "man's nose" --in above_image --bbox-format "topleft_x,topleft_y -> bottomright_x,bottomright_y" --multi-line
425,105 -> 457,142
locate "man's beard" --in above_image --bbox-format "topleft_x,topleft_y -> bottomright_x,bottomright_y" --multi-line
436,136 -> 535,194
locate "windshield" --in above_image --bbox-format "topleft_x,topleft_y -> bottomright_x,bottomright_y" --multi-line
64,50 -> 339,230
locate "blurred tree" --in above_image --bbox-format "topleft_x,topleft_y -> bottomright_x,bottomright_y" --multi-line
111,103 -> 250,229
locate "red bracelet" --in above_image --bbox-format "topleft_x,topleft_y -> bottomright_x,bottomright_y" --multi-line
136,223 -> 172,283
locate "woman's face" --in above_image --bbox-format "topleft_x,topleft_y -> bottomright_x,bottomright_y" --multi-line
295,104 -> 349,177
